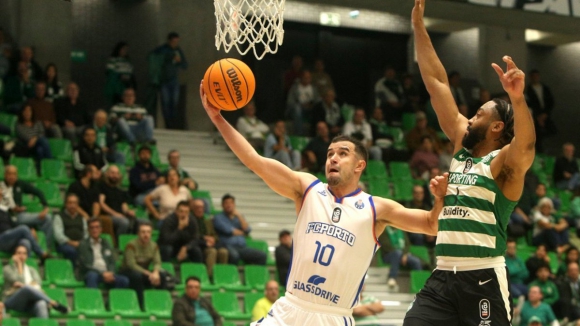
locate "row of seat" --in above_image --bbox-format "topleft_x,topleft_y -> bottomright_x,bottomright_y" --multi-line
3,319 -> 190,326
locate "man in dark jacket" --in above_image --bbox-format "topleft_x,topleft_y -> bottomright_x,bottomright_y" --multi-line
158,201 -> 204,263
73,127 -> 107,178
54,82 -> 91,145
129,146 -> 163,206
91,109 -> 125,165
78,217 -> 129,289
172,276 -> 222,326
554,142 -> 580,191
275,230 -> 292,286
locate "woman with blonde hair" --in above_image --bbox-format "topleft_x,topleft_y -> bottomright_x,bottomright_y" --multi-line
532,197 -> 569,253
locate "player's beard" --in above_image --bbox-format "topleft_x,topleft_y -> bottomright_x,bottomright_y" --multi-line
462,125 -> 487,150
327,175 -> 340,187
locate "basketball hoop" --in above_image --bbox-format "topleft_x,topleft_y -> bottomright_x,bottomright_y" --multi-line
214,0 -> 285,60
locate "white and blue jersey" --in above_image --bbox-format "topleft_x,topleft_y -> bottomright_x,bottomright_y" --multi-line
286,179 -> 380,310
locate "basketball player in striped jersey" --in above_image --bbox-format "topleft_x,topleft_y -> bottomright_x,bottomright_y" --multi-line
200,83 -> 448,326
406,0 -> 536,325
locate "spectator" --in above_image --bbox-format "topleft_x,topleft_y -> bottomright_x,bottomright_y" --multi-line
353,285 -> 384,326
374,66 -> 404,125
401,74 -> 422,113
378,226 -> 423,289
213,194 -> 266,265
191,199 -> 228,276
527,244 -> 551,283
311,59 -> 334,96
130,146 -> 164,206
505,238 -> 529,299
447,71 -> 468,117
152,32 -> 188,129
526,70 -> 556,152
16,46 -> 43,81
67,165 -> 101,219
369,107 -> 393,150
54,82 -> 90,145
519,286 -> 558,326
105,42 -> 136,106
556,262 -> 580,323
15,104 -> 52,159
3,61 -> 34,111
406,184 -> 433,246
158,201 -> 205,262
99,165 -> 133,238
91,109 -> 125,165
78,218 -> 129,289
554,142 -> 580,191
2,165 -> 54,251
165,149 -> 197,190
252,280 -> 280,322
283,55 -> 303,94
303,121 -> 331,173
409,136 -> 440,180
557,247 -> 580,277
236,101 -> 270,151
172,276 -> 223,326
532,197 -> 569,253
54,194 -> 87,263
342,108 -> 382,161
111,88 -> 155,145
44,63 -> 64,102
145,169 -> 192,226
73,127 -> 108,177
27,81 -> 62,139
275,230 -> 292,286
120,222 -> 168,308
405,111 -> 441,153
530,264 -> 560,306
311,88 -> 343,137
286,70 -> 319,135
3,245 -> 68,318
264,121 -> 301,171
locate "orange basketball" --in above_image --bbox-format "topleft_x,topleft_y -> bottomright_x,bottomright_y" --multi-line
203,58 -> 255,111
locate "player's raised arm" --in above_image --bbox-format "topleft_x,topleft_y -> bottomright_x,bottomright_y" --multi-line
412,0 -> 468,145
200,82 -> 315,202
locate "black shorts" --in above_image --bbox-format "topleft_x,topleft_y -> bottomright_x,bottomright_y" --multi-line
404,267 -> 513,326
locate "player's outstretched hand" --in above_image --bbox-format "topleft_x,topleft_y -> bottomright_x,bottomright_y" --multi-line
412,0 -> 426,26
200,81 -> 221,120
429,172 -> 449,199
491,56 -> 525,98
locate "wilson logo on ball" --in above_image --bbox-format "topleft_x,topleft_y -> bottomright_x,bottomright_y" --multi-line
226,68 -> 243,102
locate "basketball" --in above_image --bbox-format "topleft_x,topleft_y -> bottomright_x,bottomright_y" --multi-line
203,58 -> 256,111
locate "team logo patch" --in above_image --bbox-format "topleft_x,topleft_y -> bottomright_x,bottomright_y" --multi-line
307,274 -> 327,285
463,158 -> 473,174
331,207 -> 342,223
355,199 -> 364,209
479,299 -> 490,320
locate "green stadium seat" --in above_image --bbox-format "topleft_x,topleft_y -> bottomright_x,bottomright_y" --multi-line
245,239 -> 274,265
547,251 -> 559,274
35,181 -> 64,208
389,162 -> 412,180
214,264 -> 251,291
100,233 -> 114,247
409,245 -> 430,264
104,321 -> 132,326
556,190 -> 573,213
160,262 -> 175,276
44,287 -> 78,318
288,136 -> 310,152
48,138 -> 73,162
244,292 -> 264,317
365,160 -> 389,179
144,289 -> 173,319
41,159 -> 75,184
119,234 -> 138,252
515,246 -> 535,262
2,318 -> 22,326
134,206 -> 149,220
212,291 -> 251,320
29,318 -> 56,326
10,156 -> 38,182
245,265 -> 270,291
542,155 -> 556,175
118,166 -> 130,188
116,142 -> 134,166
410,270 -> 431,293
74,288 -> 114,318
392,181 -> 414,202
0,163 -> 5,180
368,179 -> 392,198
0,113 -> 17,136
140,322 -> 167,326
66,321 -> 96,326
177,262 -> 218,291
389,127 -> 406,150
45,259 -> 84,287
109,289 -> 149,318
401,112 -> 416,131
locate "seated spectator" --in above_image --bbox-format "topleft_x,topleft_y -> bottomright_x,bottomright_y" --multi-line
527,244 -> 551,283
405,111 -> 440,153
120,222 -> 168,308
3,245 -> 68,317
558,247 -> 580,277
554,142 -> 580,191
157,201 -> 204,263
3,61 -> 35,111
286,70 -> 319,135
54,194 -> 88,263
264,121 -> 301,171
78,218 -> 129,289
105,42 -> 136,106
311,88 -> 343,137
303,121 -> 331,173
73,127 -> 108,178
409,136 -> 440,180
556,262 -> 580,323
213,194 -> 266,265
191,199 -> 228,277
54,82 -> 90,145
283,55 -> 303,94
2,165 -> 54,251
311,59 -> 334,95
532,197 -> 569,253
353,285 -> 385,326
130,146 -> 163,206
67,165 -> 101,219
236,101 -> 270,151
505,238 -> 529,299
44,63 -> 64,102
165,149 -> 197,190
275,230 -> 292,286
17,46 -> 43,81
529,264 -> 559,306
172,276 -> 222,326
252,280 -> 280,322
406,185 -> 433,246
145,169 -> 191,226
374,66 -> 404,125
369,107 -> 393,149
401,74 -> 421,113
379,226 -> 423,289
111,88 -> 155,145
99,165 -> 133,238
518,286 -> 558,326
91,109 -> 125,165
15,104 -> 52,159
343,108 -> 382,161
27,81 -> 62,138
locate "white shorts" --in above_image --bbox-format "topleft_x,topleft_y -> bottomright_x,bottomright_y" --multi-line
251,292 -> 355,326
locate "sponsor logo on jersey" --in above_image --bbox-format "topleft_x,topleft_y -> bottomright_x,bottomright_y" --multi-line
318,190 -> 327,196
355,199 -> 364,209
306,222 -> 356,246
442,206 -> 470,218
293,274 -> 341,304
448,172 -> 479,186
331,207 -> 341,223
463,158 -> 473,174
479,299 -> 490,320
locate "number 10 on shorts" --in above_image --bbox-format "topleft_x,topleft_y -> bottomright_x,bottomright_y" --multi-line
313,241 -> 335,266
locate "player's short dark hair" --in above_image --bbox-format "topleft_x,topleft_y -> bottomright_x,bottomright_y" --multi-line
186,276 -> 201,285
279,230 -> 291,238
167,32 -> 179,40
330,135 -> 369,163
222,193 -> 235,203
492,98 -> 514,147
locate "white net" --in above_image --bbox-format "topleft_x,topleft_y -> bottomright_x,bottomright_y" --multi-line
214,0 -> 285,60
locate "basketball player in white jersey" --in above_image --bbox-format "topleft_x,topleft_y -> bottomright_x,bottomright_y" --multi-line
405,0 -> 536,324
200,83 -> 449,326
